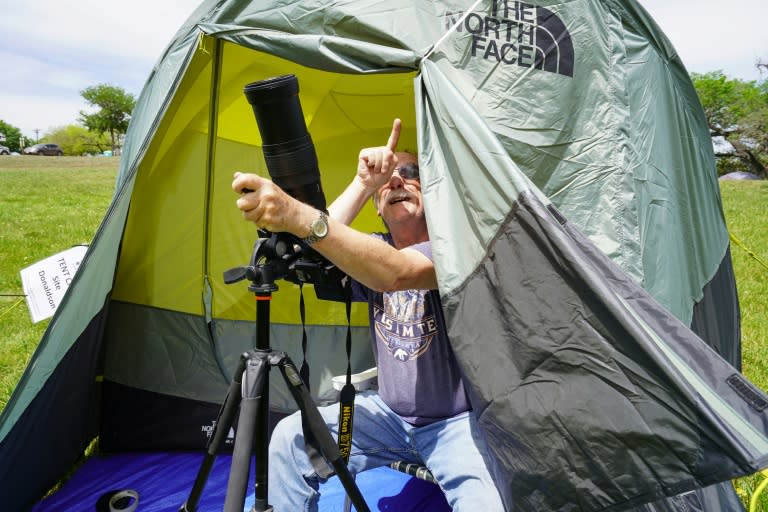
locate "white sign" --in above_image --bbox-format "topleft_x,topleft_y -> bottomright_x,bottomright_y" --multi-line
20,245 -> 88,323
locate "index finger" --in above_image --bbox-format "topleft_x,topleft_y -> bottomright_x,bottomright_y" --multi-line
386,118 -> 401,151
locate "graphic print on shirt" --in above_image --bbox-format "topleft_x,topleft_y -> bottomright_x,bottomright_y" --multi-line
374,290 -> 438,362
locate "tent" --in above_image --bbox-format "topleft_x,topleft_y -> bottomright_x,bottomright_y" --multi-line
2,0 -> 767,510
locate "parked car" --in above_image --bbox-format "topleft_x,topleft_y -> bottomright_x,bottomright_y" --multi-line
23,143 -> 64,156
0,144 -> 10,155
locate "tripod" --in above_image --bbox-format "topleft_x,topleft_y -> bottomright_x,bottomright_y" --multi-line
180,233 -> 370,512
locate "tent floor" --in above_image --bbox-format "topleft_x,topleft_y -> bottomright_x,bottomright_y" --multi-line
31,452 -> 451,511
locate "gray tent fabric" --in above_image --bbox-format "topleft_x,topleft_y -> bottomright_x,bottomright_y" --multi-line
441,190 -> 767,510
0,0 -> 764,510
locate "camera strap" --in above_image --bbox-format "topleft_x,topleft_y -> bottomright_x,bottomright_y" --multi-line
296,280 -> 356,478
336,280 -> 356,463
297,282 -> 335,478
298,283 -> 310,390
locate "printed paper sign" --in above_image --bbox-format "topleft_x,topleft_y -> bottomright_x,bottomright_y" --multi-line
20,245 -> 88,323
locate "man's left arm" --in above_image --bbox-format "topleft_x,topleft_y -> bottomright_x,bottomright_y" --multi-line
327,118 -> 401,225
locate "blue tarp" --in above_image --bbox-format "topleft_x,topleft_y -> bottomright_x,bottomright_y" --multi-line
31,452 -> 450,511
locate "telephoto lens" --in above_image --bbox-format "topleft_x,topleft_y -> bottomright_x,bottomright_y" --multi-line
243,75 -> 327,212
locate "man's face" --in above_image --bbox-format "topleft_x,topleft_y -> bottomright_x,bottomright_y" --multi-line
375,152 -> 424,227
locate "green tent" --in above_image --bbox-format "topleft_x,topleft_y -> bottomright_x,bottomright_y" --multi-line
1,0 -> 764,510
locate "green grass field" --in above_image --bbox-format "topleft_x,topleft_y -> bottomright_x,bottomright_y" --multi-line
0,156 -> 118,405
722,181 -> 768,390
1,156 -> 767,508
721,179 -> 768,510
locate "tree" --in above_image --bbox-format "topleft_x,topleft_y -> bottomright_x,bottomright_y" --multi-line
691,71 -> 768,178
758,58 -> 768,76
0,120 -> 25,152
45,124 -> 112,156
79,84 -> 136,155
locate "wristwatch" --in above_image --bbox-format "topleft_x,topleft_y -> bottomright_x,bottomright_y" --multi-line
302,210 -> 329,246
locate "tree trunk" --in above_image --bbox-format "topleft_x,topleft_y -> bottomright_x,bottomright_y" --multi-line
729,138 -> 767,178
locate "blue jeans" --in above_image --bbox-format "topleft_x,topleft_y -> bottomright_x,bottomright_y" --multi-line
268,392 -> 505,511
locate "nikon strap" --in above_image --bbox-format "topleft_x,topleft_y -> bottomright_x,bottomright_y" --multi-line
336,279 -> 356,463
297,283 -> 334,478
297,280 -> 356,477
298,283 -> 310,390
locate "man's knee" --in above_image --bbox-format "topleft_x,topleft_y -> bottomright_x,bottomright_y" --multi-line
269,411 -> 303,454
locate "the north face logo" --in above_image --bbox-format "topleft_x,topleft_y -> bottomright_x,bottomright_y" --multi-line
445,1 -> 574,77
201,421 -> 235,444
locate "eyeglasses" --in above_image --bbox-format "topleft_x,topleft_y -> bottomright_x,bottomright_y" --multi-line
394,162 -> 419,180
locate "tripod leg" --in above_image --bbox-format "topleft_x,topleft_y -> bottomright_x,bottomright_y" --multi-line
224,351 -> 270,512
180,355 -> 247,512
343,481 -> 354,512
274,353 -> 371,512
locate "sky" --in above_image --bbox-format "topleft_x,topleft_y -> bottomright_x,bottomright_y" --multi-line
0,0 -> 765,140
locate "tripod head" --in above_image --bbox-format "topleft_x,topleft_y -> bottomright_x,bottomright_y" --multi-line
224,230 -> 347,300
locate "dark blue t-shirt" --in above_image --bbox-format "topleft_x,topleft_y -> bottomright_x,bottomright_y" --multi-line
350,234 -> 470,426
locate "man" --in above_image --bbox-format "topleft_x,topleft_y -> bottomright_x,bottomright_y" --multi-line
232,119 -> 504,511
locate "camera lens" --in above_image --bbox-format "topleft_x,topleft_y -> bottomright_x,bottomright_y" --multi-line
244,75 -> 326,211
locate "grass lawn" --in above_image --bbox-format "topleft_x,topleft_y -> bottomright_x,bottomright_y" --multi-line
0,156 -> 766,508
721,181 -> 768,388
0,156 -> 119,404
721,180 -> 768,509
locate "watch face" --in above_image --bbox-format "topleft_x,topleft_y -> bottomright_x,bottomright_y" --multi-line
304,212 -> 328,246
312,217 -> 329,237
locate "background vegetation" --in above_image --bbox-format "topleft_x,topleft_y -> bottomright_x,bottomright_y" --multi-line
692,69 -> 768,178
0,83 -> 135,155
0,156 -> 766,508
